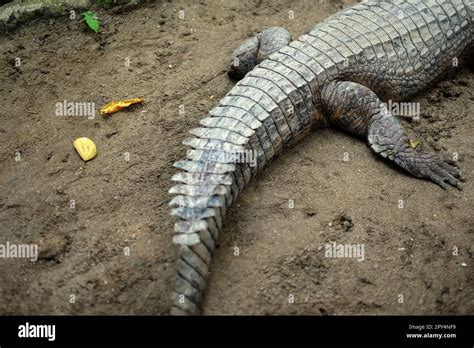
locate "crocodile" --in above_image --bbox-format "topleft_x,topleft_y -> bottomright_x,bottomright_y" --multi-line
168,0 -> 473,315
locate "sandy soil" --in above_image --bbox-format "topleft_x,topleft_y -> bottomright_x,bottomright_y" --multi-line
0,0 -> 473,315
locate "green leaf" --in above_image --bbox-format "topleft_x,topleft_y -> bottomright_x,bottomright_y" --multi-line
81,11 -> 100,33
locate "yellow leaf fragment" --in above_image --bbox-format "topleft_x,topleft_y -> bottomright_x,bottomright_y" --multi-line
73,137 -> 97,161
99,98 -> 145,115
409,139 -> 421,148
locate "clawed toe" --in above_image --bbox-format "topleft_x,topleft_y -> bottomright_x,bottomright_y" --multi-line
438,161 -> 460,178
429,160 -> 461,189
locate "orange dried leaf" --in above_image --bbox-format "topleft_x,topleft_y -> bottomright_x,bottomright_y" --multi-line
100,98 -> 145,115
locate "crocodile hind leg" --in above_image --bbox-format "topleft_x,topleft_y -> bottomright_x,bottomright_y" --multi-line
321,80 -> 460,189
227,27 -> 291,80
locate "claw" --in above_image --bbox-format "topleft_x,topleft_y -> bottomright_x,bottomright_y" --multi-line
444,173 -> 460,187
395,148 -> 462,189
430,162 -> 460,188
427,169 -> 449,189
438,161 -> 460,178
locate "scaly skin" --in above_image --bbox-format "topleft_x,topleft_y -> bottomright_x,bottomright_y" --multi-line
168,0 -> 473,315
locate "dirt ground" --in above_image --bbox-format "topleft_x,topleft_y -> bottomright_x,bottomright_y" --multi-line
0,0 -> 473,315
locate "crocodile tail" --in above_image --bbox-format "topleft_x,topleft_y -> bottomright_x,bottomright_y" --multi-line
169,68 -> 294,314
169,127 -> 257,314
